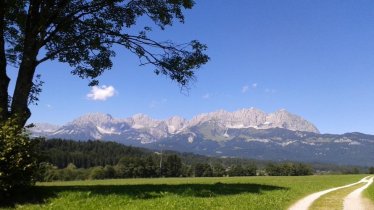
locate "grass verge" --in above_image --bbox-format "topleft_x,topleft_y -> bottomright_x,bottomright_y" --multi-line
363,176 -> 374,207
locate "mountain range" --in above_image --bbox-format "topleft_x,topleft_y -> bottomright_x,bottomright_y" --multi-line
30,108 -> 374,166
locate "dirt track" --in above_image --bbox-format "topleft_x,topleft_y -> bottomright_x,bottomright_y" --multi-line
288,176 -> 373,210
343,176 -> 373,210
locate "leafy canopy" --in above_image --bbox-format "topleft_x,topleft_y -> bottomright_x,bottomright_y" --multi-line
4,0 -> 209,86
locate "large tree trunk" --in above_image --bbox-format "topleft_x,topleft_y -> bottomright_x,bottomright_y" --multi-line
10,55 -> 38,127
0,0 -> 10,123
10,0 -> 41,127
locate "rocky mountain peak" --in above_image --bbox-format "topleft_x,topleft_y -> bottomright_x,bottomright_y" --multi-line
231,108 -> 267,128
29,123 -> 61,137
265,109 -> 319,133
70,113 -> 114,126
130,113 -> 159,129
30,107 -> 320,142
166,116 -> 187,133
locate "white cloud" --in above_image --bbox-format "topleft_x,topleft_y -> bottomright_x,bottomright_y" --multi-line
87,85 -> 116,101
46,104 -> 52,109
242,85 -> 249,93
252,83 -> 258,88
202,93 -> 210,99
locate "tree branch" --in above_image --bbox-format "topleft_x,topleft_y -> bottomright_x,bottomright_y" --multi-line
41,1 -> 108,48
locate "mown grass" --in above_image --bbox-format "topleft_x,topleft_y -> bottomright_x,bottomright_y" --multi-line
310,182 -> 365,210
2,175 -> 366,210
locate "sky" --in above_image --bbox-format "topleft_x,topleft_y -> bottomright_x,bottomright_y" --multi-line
10,0 -> 374,134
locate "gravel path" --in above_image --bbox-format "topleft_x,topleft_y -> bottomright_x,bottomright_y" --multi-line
343,176 -> 373,210
288,176 -> 371,210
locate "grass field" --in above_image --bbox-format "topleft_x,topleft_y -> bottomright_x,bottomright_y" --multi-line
2,175 -> 366,210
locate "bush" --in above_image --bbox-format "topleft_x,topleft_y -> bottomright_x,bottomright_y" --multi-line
89,166 -> 106,180
36,162 -> 58,182
104,165 -> 116,178
0,118 -> 38,198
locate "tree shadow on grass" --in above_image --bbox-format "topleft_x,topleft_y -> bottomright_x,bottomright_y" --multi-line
1,182 -> 288,208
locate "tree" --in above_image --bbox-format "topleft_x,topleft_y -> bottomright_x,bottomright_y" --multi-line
266,162 -> 313,176
292,163 -> 313,176
212,163 -> 226,177
0,118 -> 38,197
369,167 -> 374,174
194,163 -> 212,177
116,156 -> 136,178
244,164 -> 257,176
227,164 -> 256,177
164,154 -> 182,177
0,0 -> 209,127
143,156 -> 158,177
181,164 -> 192,177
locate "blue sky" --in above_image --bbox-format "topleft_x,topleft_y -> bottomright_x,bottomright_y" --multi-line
17,0 -> 374,134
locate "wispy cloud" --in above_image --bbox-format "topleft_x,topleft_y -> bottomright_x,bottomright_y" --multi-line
242,83 -> 257,93
265,88 -> 277,94
87,85 -> 116,101
46,104 -> 52,109
202,93 -> 210,99
149,98 -> 167,108
242,85 -> 249,93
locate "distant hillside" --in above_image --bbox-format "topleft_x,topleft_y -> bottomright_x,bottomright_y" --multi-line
38,139 -> 151,168
38,139 -> 262,169
37,139 -> 367,174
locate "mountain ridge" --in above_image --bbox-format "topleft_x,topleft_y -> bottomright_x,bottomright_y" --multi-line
30,108 -> 319,140
29,108 -> 374,166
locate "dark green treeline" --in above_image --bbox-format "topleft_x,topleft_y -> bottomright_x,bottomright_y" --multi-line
36,139 -> 314,181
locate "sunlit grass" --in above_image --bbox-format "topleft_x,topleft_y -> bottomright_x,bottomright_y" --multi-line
2,175 -> 366,210
364,177 -> 374,204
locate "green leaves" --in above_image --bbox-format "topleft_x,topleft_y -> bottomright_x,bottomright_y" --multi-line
3,0 -> 207,87
0,118 -> 38,197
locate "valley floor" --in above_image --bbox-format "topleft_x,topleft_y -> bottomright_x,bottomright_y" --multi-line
1,175 -> 370,210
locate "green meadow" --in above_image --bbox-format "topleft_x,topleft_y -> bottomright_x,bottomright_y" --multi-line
3,175 -> 366,210
365,178 -> 374,203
